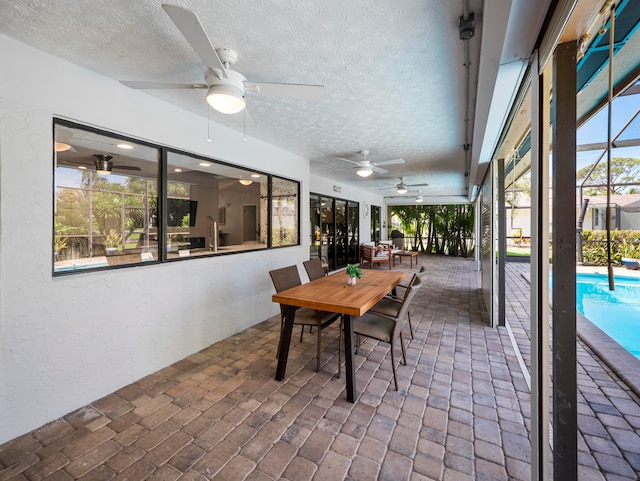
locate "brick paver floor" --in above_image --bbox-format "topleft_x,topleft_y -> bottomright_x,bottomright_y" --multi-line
0,256 -> 637,480
505,261 -> 640,480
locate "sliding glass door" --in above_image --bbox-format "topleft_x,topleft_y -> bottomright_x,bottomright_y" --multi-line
309,194 -> 359,271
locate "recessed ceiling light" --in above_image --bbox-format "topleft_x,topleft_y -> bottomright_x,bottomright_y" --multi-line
199,162 -> 211,167
78,165 -> 87,170
117,143 -> 134,150
174,168 -> 183,172
251,174 -> 260,178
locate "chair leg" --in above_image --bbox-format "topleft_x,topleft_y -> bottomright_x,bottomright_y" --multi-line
336,317 -> 343,379
400,333 -> 407,365
407,311 -> 414,339
390,342 -> 398,391
316,322 -> 322,372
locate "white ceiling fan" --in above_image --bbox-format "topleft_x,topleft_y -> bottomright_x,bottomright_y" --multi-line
336,150 -> 405,177
388,177 -> 429,194
120,4 -> 325,116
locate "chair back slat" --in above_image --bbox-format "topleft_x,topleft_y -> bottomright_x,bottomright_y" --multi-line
396,275 -> 422,320
269,265 -> 302,293
303,259 -> 325,281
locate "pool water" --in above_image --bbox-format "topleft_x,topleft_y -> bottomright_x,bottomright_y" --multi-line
576,273 -> 640,360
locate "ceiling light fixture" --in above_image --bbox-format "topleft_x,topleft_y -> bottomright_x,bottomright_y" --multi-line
117,143 -> 134,150
356,166 -> 373,177
239,179 -> 253,186
206,85 -> 246,114
174,168 -> 183,172
396,185 -> 408,194
199,162 -> 211,167
251,174 -> 261,178
415,193 -> 424,203
55,142 -> 72,152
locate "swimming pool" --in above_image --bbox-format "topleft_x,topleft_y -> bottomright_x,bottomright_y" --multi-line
576,273 -> 640,360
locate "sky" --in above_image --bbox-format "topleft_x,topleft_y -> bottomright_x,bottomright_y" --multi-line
576,88 -> 640,170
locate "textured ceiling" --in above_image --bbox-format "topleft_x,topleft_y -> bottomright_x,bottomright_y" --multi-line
0,0 -> 548,202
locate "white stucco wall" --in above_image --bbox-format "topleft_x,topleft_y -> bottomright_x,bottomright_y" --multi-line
0,34 -> 383,444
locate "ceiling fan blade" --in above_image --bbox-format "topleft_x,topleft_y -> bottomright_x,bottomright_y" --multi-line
371,165 -> 389,174
113,165 -> 142,171
408,182 -> 430,187
335,157 -> 360,165
374,158 -> 405,166
120,80 -> 207,90
245,82 -> 325,102
61,160 -> 92,167
161,4 -> 228,78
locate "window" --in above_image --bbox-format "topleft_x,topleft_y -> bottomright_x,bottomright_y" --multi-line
166,151 -> 269,257
271,177 -> 299,247
53,120 -> 299,274
54,122 -> 160,272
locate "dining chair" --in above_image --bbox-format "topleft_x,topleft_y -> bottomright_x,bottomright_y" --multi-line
303,258 -> 326,281
350,275 -> 423,390
372,272 -> 421,339
269,265 -> 341,372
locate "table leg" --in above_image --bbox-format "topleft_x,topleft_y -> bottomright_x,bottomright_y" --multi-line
343,314 -> 356,402
275,305 -> 295,381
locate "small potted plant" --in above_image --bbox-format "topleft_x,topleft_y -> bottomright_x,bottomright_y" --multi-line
620,239 -> 639,270
346,264 -> 363,285
104,229 -> 122,255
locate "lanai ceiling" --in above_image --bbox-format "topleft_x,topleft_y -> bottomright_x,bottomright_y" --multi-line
0,0 -> 551,203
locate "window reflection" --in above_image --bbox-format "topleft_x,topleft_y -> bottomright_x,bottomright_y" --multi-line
54,123 -> 159,272
166,151 -> 268,258
53,120 -> 298,274
271,177 -> 299,247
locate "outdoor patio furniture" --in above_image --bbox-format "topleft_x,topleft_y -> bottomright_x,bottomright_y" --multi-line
375,272 -> 421,339
360,243 -> 393,269
303,258 -> 327,281
350,276 -> 423,390
269,265 -> 341,372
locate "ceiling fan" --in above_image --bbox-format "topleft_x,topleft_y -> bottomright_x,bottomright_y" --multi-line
336,150 -> 405,177
120,4 -> 325,115
389,177 -> 429,194
62,154 -> 142,175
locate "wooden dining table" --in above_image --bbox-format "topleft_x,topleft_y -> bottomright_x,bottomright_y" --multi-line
272,269 -> 406,402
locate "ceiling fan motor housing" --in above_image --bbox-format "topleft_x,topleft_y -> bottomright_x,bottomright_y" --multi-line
94,154 -> 113,173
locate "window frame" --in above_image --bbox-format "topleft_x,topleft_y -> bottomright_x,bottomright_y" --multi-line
53,119 -> 300,276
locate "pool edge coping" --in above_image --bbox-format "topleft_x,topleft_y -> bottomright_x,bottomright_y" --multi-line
577,312 -> 640,399
519,269 -> 640,400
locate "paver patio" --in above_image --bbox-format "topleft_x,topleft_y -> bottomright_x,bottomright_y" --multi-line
0,256 -> 638,480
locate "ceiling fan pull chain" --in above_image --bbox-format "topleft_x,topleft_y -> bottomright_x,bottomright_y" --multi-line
206,104 -> 212,143
243,108 -> 247,142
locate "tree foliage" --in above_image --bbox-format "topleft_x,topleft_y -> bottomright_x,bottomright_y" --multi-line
389,204 -> 475,257
577,157 -> 640,195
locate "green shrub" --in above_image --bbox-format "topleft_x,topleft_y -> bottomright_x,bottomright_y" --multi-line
581,230 -> 640,265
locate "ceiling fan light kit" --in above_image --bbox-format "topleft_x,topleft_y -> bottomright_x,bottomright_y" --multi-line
206,84 -> 246,114
238,179 -> 253,185
356,166 -> 373,177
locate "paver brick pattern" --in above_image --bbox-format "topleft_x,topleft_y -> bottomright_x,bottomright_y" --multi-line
1,256 -> 638,480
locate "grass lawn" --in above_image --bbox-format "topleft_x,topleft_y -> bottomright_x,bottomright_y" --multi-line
507,246 -> 531,257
